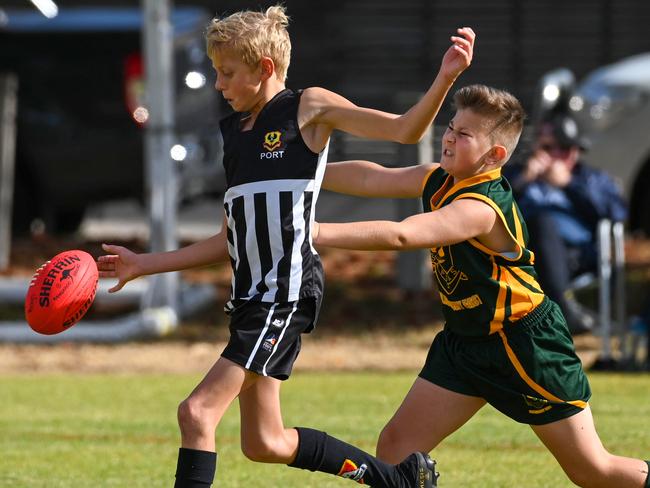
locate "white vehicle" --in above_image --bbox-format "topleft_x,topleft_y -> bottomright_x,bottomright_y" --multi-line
536,53 -> 650,235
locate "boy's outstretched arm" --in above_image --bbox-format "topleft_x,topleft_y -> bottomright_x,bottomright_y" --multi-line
301,27 -> 475,144
323,161 -> 438,198
97,214 -> 230,293
315,198 -> 496,251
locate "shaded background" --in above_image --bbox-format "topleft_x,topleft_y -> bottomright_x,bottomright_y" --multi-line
5,0 -> 650,119
0,1 -> 648,367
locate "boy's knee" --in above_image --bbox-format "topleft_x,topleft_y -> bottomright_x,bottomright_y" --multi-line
177,397 -> 209,433
565,469 -> 592,488
562,458 -> 610,488
376,425 -> 405,463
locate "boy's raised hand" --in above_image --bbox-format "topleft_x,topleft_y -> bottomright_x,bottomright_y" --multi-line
97,243 -> 142,293
440,27 -> 475,81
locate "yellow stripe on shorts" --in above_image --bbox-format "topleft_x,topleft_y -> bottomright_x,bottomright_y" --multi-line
497,329 -> 587,409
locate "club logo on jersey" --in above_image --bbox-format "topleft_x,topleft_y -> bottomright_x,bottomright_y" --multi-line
337,459 -> 367,483
263,131 -> 282,151
430,246 -> 468,295
271,318 -> 285,328
261,131 -> 285,159
262,333 -> 277,352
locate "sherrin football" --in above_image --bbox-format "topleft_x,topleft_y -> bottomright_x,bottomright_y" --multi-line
24,250 -> 99,335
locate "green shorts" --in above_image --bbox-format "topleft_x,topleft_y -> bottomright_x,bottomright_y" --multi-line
419,297 -> 591,425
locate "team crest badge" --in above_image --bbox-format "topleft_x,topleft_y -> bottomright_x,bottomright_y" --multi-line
263,131 -> 282,151
337,459 -> 367,483
524,394 -> 551,410
430,246 -> 468,295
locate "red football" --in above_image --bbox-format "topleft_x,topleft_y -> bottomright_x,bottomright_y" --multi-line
24,250 -> 99,335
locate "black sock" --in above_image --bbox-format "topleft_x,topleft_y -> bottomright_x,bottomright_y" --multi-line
288,427 -> 417,487
174,448 -> 217,488
644,460 -> 650,488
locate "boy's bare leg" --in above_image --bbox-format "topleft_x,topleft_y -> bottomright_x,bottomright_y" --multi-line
377,378 -> 486,463
178,357 -> 257,450
237,373 -> 438,486
175,357 -> 259,487
238,375 -> 299,463
532,405 -> 649,488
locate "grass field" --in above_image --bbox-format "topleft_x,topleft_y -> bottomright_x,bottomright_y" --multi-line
1,371 -> 649,487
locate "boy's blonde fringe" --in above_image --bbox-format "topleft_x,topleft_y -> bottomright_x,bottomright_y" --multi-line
206,5 -> 291,81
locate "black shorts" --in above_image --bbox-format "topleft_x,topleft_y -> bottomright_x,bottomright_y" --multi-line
221,297 -> 320,380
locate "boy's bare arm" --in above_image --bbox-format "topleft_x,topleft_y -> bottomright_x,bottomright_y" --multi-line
138,228 -> 230,274
315,198 -> 497,251
323,161 -> 438,198
98,214 -> 230,292
300,28 -> 475,144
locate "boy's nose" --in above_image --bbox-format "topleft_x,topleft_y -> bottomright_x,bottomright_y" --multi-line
214,76 -> 226,91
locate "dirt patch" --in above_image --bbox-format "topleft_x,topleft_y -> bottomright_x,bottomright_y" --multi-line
0,337 -> 430,374
0,334 -> 603,375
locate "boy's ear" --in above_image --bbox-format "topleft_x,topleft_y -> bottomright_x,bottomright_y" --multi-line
259,57 -> 275,82
488,145 -> 508,165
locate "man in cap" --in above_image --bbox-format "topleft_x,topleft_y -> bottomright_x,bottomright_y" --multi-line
509,113 -> 628,335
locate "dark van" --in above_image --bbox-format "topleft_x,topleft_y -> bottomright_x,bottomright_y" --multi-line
0,7 -> 223,233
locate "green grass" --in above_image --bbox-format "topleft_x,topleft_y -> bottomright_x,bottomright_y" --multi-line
1,371 -> 649,487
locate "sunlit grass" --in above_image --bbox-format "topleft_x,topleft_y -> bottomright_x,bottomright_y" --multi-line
1,371 -> 648,487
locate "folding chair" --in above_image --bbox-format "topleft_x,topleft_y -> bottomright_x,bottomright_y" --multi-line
567,219 -> 629,367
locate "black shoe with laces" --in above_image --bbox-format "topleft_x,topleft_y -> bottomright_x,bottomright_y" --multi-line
414,452 -> 438,488
398,452 -> 438,487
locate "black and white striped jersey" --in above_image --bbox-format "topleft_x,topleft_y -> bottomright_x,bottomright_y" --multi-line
220,89 -> 327,306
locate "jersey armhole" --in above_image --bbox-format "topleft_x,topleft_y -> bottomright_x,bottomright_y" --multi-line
454,193 -> 524,261
420,165 -> 441,195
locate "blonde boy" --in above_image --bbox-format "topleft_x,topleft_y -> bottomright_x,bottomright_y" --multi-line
99,5 -> 475,487
316,84 -> 650,487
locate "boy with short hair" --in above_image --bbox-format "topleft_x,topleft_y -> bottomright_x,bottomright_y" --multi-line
98,5 -> 475,487
315,84 -> 650,487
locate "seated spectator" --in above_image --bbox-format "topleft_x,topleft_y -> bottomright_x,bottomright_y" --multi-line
507,113 -> 628,334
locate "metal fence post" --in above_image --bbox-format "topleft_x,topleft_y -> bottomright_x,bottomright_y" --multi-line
597,219 -> 613,361
395,92 -> 433,292
0,73 -> 18,271
142,0 -> 179,312
612,221 -> 628,358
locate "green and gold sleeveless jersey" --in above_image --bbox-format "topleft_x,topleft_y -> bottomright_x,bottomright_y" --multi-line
421,167 -> 545,337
